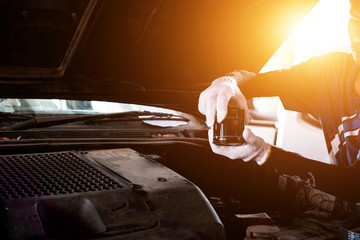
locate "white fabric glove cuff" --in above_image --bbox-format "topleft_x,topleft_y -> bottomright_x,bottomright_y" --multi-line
209,128 -> 271,165
211,76 -> 238,87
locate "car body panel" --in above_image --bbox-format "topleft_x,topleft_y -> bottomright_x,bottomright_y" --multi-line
0,0 -> 317,115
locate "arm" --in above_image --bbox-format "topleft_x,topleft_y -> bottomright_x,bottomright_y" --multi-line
264,146 -> 360,203
210,127 -> 360,202
227,70 -> 288,99
230,53 -> 343,116
198,54 -> 325,126
229,68 -> 319,116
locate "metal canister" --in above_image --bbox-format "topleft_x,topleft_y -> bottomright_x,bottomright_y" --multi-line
213,107 -> 245,145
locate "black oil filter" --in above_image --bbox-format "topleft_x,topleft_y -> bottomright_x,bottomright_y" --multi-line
213,107 -> 245,145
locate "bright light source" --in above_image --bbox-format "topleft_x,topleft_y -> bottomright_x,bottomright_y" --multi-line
261,0 -> 351,72
254,0 -> 351,115
292,0 -> 351,64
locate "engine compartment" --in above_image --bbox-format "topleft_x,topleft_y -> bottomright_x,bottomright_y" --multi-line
1,141 -> 355,239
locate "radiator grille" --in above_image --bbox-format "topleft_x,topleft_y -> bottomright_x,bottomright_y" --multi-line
0,152 -> 122,200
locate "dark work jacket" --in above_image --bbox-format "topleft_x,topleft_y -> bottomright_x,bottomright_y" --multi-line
241,52 -> 360,202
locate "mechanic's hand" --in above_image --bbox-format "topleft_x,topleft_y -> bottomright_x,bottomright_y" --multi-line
208,128 -> 271,165
198,71 -> 254,127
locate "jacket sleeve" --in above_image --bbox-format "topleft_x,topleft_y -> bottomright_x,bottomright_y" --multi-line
263,146 -> 360,203
237,53 -> 348,118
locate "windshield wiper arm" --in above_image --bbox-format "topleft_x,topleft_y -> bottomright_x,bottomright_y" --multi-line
0,112 -> 35,120
84,113 -> 188,123
0,111 -> 189,131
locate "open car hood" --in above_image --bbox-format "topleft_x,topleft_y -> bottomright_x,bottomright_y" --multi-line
0,0 -> 317,115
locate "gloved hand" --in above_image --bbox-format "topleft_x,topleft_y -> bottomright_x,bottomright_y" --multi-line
208,128 -> 271,165
198,71 -> 255,127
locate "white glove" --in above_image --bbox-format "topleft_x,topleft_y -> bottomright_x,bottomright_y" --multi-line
208,128 -> 271,165
198,71 -> 254,127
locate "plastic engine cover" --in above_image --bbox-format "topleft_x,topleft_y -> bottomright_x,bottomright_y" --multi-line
0,148 -> 225,240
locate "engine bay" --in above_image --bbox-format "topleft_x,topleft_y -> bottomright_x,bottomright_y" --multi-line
1,143 -> 358,239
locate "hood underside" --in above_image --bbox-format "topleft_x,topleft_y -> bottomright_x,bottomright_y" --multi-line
0,0 -> 317,114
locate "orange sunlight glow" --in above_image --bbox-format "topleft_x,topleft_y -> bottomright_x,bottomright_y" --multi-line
261,0 -> 351,72
253,0 -> 351,114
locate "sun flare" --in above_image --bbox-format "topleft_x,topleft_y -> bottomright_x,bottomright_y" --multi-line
261,0 -> 351,72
